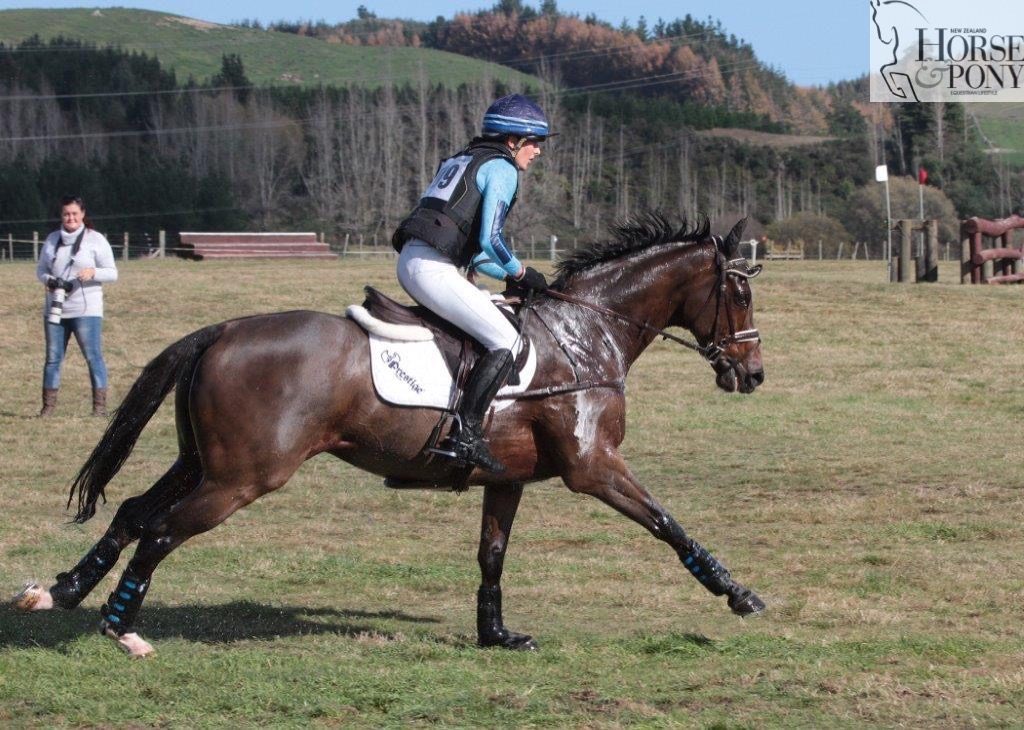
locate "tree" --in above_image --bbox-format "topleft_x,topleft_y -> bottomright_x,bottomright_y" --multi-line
841,176 -> 960,249
211,54 -> 251,104
765,212 -> 851,249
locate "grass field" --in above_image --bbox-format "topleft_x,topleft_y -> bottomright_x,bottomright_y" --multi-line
0,8 -> 539,90
1,257 -> 1023,727
967,103 -> 1024,167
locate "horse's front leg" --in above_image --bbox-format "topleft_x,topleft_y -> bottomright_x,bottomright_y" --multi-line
476,483 -> 536,650
563,451 -> 765,617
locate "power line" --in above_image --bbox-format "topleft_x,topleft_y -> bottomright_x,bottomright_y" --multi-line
0,205 -> 242,226
0,21 -> 764,104
0,58 -> 768,144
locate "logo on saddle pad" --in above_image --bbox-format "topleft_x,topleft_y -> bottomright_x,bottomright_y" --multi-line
380,350 -> 425,394
367,335 -> 536,411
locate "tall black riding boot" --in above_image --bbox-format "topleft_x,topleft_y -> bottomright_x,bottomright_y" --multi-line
445,349 -> 514,473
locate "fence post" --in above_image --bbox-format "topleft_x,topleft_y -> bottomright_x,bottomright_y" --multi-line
898,219 -> 914,282
158,230 -> 166,258
123,232 -> 129,261
818,240 -> 822,260
33,231 -> 39,260
342,233 -> 350,257
924,219 -> 939,282
7,233 -> 12,261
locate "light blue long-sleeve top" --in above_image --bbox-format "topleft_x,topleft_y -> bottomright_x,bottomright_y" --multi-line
469,158 -> 524,281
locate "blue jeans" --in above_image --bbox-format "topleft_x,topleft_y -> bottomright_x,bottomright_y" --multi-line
43,316 -> 108,390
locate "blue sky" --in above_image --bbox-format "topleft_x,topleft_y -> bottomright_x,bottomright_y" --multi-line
1,1 -> 866,86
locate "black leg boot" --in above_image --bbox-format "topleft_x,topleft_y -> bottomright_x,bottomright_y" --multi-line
50,535 -> 122,609
445,349 -> 514,473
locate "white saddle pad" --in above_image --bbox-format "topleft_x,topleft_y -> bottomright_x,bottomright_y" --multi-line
367,335 -> 537,411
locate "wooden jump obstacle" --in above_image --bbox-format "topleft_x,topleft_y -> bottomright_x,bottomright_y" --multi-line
960,214 -> 1024,284
891,219 -> 939,283
177,232 -> 338,261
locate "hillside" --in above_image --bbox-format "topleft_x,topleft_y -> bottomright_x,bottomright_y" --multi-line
0,8 -> 540,89
966,103 -> 1024,167
273,9 -> 834,135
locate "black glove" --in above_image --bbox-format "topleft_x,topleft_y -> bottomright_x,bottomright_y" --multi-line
514,266 -> 548,292
46,276 -> 59,291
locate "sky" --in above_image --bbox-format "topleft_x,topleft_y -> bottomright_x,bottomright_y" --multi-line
0,1 -> 867,86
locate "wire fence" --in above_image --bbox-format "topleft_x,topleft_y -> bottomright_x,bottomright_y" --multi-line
0,230 -> 958,265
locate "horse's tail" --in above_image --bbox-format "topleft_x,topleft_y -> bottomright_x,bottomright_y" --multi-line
67,323 -> 225,524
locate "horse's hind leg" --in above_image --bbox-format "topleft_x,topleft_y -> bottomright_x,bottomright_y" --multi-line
476,483 -> 536,651
13,459 -> 201,613
97,471 -> 289,657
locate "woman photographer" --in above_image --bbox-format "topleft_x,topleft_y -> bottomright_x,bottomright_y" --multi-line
35,195 -> 118,417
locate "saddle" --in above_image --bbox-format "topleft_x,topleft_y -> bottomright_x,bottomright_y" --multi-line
358,286 -> 530,381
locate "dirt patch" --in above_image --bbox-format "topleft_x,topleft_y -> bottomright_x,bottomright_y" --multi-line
164,15 -> 222,31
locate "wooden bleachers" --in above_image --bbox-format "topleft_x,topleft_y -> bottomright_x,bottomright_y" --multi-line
177,232 -> 338,261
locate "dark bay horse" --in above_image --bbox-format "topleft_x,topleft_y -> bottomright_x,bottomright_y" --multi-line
14,213 -> 766,657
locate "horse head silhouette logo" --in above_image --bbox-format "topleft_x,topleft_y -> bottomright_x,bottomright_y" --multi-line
871,0 -> 930,101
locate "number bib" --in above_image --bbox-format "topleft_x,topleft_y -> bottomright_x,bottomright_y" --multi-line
422,155 -> 472,203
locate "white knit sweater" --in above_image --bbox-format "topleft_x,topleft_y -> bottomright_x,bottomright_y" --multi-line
36,226 -> 118,318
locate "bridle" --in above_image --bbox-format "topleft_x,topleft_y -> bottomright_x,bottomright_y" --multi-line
539,239 -> 761,367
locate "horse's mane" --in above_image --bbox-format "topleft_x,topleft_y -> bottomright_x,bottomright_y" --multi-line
553,212 -> 710,282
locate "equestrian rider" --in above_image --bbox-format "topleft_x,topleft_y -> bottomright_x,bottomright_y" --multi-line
392,93 -> 553,473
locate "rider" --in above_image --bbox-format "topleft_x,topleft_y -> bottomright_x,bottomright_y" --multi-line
392,93 -> 553,473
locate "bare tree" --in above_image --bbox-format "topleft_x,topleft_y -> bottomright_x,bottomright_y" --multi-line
244,93 -> 302,229
301,88 -> 343,232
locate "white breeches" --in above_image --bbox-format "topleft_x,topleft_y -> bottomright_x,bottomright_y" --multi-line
396,240 -> 522,357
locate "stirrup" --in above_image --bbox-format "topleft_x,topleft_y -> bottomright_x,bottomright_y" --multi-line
430,434 -> 506,473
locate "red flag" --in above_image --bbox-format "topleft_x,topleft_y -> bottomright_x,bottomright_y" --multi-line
918,167 -> 928,185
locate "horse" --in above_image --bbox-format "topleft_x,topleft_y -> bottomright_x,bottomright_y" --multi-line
14,213 -> 766,657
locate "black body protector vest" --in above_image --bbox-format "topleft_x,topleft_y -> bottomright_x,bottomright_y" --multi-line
392,139 -> 518,268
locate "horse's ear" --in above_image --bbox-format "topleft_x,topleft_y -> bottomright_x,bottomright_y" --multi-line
724,218 -> 747,256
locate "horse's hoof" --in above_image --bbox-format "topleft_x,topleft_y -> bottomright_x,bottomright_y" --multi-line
727,588 -> 766,617
11,582 -> 54,612
480,630 -> 538,651
102,625 -> 154,658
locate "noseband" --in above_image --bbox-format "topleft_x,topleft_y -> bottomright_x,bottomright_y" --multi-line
540,240 -> 761,365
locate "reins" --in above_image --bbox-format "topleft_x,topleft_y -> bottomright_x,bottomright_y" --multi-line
540,288 -> 714,359
537,247 -> 761,365
495,239 -> 761,401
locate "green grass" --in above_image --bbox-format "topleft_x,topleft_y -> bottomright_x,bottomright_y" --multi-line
0,8 -> 540,89
2,257 -> 1024,726
967,103 -> 1024,166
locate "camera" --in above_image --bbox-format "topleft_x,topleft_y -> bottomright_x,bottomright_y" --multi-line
46,277 -> 74,324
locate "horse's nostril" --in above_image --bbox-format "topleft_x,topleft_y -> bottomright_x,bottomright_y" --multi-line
751,370 -> 765,386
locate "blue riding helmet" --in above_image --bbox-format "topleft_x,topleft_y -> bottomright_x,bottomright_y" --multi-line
481,94 -> 556,139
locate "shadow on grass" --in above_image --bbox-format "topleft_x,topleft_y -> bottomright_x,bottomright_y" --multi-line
0,600 -> 443,651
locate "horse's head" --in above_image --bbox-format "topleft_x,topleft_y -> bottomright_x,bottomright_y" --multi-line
550,212 -> 764,394
680,219 -> 764,394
